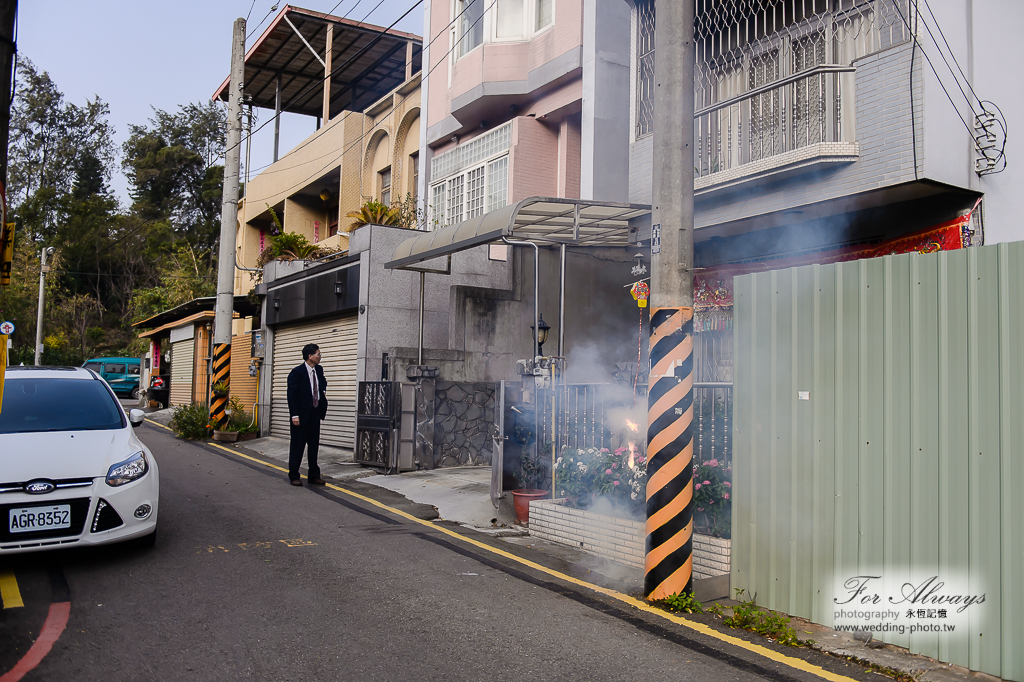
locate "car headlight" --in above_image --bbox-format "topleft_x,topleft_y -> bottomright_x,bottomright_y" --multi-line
106,451 -> 149,487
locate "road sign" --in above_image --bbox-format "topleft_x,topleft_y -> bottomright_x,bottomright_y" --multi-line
0,321 -> 14,335
0,222 -> 14,287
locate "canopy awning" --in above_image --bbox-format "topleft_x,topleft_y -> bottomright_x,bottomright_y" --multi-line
385,197 -> 652,270
212,5 -> 422,119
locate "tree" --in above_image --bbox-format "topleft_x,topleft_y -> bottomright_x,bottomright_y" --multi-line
8,58 -> 116,240
121,102 -> 226,254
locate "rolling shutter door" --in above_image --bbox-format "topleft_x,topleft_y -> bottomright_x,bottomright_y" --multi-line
169,339 -> 195,407
271,315 -> 358,449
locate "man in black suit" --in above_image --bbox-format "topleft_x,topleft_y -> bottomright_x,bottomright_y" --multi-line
286,343 -> 328,486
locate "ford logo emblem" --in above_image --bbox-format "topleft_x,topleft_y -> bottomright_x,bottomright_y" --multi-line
25,480 -> 56,495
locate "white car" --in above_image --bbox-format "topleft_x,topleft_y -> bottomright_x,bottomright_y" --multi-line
0,366 -> 159,554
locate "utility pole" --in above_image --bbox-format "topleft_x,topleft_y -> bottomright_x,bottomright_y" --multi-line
644,0 -> 696,600
211,17 -> 245,428
0,0 -> 17,192
34,246 -> 53,366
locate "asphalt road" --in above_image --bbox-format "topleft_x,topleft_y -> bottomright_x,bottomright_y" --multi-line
1,424 -> 882,682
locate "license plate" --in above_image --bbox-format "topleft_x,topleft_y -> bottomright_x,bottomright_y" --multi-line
9,505 -> 72,533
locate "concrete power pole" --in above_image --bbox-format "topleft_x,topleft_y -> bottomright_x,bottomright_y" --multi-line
644,0 -> 696,600
0,0 -> 17,193
211,17 -> 245,428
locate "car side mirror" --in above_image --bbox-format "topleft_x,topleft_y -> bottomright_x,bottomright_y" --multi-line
129,409 -> 146,428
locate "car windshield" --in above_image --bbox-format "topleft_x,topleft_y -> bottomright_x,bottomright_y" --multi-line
0,378 -> 125,434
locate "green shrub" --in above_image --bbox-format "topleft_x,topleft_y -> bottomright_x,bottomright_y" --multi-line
657,591 -> 704,614
169,402 -> 211,440
225,395 -> 256,433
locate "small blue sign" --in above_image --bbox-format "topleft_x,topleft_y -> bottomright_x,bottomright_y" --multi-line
651,223 -> 661,255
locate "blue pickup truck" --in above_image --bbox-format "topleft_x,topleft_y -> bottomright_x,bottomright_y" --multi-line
82,357 -> 142,399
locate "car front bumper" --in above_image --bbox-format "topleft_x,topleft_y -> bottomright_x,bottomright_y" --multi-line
0,465 -> 159,555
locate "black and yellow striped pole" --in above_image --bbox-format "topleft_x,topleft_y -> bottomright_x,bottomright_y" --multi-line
645,307 -> 694,598
210,17 -> 245,429
644,0 -> 696,600
210,343 -> 231,428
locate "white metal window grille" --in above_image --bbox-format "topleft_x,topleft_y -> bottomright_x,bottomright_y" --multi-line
486,156 -> 508,212
431,122 -> 512,181
635,0 -> 656,139
448,175 -> 465,225
429,154 -> 509,228
458,0 -> 484,57
466,166 -> 486,218
431,183 -> 446,229
379,168 -> 392,206
672,0 -> 913,179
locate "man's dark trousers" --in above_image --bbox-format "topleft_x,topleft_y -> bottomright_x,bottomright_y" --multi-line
289,407 -> 322,482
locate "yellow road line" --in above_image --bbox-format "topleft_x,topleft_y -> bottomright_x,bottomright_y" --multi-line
0,571 -> 24,609
145,418 -> 173,431
203,441 -> 855,682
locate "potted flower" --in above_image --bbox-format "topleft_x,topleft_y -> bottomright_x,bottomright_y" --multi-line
509,415 -> 549,525
692,458 -> 732,538
212,380 -> 230,399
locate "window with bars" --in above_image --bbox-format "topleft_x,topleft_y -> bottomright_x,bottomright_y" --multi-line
379,167 -> 392,206
635,0 -> 656,139
429,154 -> 509,229
668,0 -> 910,179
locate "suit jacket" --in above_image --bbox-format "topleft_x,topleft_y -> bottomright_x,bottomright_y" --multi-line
287,362 -> 328,424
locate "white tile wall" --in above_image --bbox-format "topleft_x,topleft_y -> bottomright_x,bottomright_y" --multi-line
528,498 -> 730,577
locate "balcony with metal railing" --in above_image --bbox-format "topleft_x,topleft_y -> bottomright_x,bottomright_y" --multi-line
634,0 -> 913,194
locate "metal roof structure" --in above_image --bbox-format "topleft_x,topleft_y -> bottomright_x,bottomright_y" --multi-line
385,197 -> 652,269
212,5 -> 422,119
133,296 -> 260,331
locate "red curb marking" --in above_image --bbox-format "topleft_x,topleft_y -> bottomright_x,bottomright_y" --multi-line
0,601 -> 71,682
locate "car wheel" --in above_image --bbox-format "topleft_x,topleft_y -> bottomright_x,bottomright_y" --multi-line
132,526 -> 157,549
131,386 -> 141,400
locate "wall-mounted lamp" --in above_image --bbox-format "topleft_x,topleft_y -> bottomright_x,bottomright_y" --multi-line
319,189 -> 332,202
450,136 -> 459,145
334,281 -> 344,296
273,298 -> 280,310
531,314 -> 551,356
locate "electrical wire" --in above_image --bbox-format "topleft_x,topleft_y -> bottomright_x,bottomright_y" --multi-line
221,0 -> 478,180
212,0 -> 424,172
919,0 -> 981,107
247,0 -> 499,204
888,0 -> 976,139
246,4 -> 279,41
245,0 -> 257,22
907,0 -> 978,115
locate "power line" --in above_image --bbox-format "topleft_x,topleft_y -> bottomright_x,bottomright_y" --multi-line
888,0 -> 975,139
240,0 -> 478,180
919,0 -> 981,107
249,0 -> 499,204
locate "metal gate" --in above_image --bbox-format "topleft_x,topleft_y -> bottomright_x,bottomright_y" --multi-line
355,382 -> 399,469
354,381 -> 415,472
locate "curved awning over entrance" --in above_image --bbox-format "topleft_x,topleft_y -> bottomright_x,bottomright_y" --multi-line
384,197 -> 652,270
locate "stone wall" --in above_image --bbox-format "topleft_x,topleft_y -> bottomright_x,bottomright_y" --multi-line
416,380 -> 498,468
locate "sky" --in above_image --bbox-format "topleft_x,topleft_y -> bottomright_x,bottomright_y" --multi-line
17,0 -> 424,205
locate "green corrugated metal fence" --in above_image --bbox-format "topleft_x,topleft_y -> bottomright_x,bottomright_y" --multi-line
733,242 -> 1024,680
